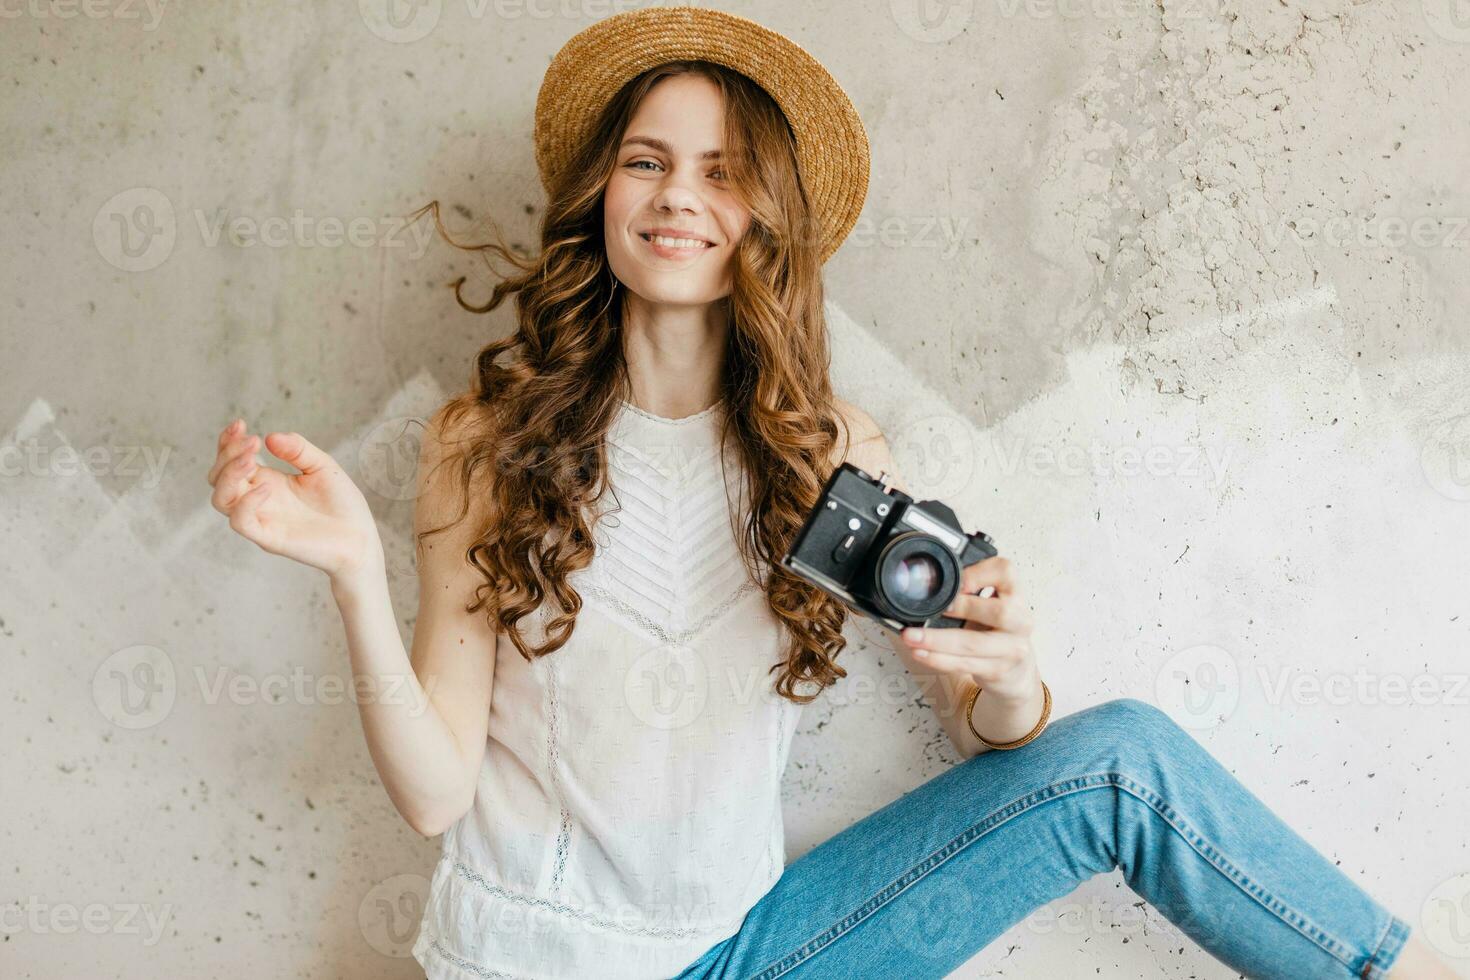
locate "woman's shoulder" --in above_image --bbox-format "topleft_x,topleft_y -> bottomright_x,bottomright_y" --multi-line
415,394 -> 500,527
826,396 -> 905,491
829,395 -> 881,443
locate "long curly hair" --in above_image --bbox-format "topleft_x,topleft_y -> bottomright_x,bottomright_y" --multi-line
411,59 -> 859,704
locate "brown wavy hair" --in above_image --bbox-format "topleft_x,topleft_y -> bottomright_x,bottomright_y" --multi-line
410,59 -> 861,703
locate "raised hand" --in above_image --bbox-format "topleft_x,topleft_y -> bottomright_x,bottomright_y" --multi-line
207,419 -> 384,582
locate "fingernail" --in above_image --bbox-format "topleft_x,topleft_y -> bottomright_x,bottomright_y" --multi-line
912,648 -> 928,659
903,627 -> 923,642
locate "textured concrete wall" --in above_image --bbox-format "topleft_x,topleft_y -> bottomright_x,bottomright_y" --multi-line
3,1 -> 1467,977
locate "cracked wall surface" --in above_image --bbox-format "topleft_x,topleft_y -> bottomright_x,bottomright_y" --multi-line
3,1 -> 1468,977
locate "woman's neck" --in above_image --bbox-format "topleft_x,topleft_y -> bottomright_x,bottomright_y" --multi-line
620,292 -> 728,419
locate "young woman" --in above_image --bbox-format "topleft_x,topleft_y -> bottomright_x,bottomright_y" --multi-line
205,8 -> 1455,980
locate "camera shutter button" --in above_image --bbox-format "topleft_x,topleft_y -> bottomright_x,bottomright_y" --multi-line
833,527 -> 860,564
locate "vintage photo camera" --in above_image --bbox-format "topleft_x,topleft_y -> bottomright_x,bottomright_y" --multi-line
780,462 -> 999,632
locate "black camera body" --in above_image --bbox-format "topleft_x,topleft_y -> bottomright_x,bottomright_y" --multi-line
780,462 -> 999,633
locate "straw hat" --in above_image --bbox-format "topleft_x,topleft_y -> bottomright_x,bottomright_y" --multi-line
533,6 -> 870,265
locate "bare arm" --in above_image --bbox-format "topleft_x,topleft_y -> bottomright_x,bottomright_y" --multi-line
329,407 -> 499,835
830,398 -> 1045,760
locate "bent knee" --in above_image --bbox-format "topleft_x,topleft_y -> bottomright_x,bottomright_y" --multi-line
1076,696 -> 1187,742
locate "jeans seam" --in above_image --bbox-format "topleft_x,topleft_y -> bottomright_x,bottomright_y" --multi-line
1358,913 -> 1411,980
1104,771 -> 1361,972
748,773 -> 1115,979
748,770 -> 1361,979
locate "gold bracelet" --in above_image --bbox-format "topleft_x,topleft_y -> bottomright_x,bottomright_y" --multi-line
964,678 -> 1051,750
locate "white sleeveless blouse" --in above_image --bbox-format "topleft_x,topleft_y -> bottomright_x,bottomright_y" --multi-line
413,397 -> 805,979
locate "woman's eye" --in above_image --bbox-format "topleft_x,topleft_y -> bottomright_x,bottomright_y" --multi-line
624,160 -> 726,182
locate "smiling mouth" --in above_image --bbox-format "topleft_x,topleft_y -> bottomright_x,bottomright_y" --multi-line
639,232 -> 714,249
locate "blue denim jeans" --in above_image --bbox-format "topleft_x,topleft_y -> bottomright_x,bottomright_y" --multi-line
673,698 -> 1411,980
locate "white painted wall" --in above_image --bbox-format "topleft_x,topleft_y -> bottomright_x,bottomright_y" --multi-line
3,2 -> 1467,977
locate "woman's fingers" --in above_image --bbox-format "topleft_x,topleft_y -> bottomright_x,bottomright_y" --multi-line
216,418 -> 243,452
945,591 -> 1032,635
210,439 -> 265,515
901,624 -> 1023,661
207,418 -> 247,483
207,432 -> 258,488
226,479 -> 275,544
958,555 -> 1018,597
264,431 -> 332,475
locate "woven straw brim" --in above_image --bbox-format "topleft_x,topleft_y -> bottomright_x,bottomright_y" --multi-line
534,6 -> 869,265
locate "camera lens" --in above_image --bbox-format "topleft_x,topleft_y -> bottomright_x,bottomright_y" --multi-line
871,532 -> 959,620
886,553 -> 943,603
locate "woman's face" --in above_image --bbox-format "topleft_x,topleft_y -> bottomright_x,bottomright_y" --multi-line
603,73 -> 752,308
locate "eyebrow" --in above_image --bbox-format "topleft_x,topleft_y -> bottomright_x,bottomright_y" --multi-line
620,136 -> 723,159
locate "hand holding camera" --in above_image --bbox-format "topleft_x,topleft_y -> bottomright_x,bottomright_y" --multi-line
780,462 -> 1037,700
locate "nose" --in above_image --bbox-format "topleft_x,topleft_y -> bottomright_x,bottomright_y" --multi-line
651,170 -> 705,218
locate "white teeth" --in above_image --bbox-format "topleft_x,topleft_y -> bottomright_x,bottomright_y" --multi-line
645,234 -> 709,249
